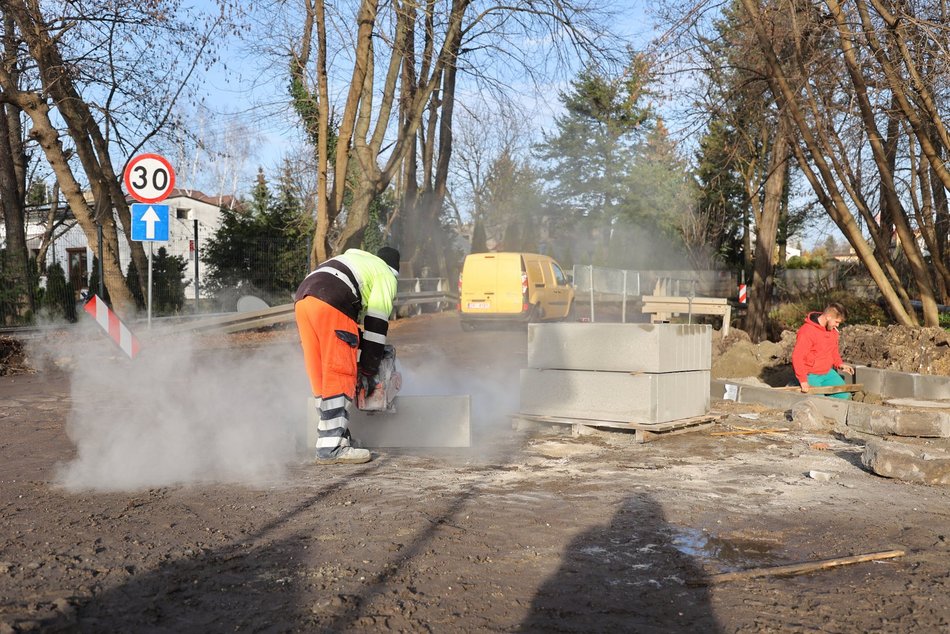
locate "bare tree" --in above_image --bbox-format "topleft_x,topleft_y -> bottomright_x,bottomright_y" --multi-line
0,0 -> 231,316
284,0 -> 621,269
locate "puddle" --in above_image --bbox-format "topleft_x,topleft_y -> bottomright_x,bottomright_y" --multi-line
669,526 -> 783,573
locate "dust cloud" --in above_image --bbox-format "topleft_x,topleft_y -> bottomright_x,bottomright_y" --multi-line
396,341 -> 521,436
47,329 -> 308,492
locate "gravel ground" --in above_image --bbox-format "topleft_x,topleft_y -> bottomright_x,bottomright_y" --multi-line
1,312 -> 949,632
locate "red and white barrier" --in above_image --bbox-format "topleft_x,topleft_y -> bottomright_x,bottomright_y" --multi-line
83,295 -> 140,359
738,284 -> 748,305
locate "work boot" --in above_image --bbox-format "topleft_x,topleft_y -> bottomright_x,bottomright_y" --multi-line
314,446 -> 372,465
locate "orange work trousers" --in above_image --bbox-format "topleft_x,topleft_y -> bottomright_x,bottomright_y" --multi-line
294,296 -> 359,400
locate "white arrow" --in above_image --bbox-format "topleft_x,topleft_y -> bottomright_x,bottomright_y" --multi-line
141,205 -> 161,239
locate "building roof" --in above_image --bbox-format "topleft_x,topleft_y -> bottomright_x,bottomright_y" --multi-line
127,188 -> 242,211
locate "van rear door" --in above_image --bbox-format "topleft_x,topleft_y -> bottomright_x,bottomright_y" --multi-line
460,253 -> 524,315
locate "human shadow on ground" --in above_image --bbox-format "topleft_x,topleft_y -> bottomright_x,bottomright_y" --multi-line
520,493 -> 720,633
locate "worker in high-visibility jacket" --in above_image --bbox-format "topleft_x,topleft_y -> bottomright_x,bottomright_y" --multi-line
294,246 -> 399,464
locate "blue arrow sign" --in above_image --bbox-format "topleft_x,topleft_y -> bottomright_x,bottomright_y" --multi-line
131,203 -> 169,241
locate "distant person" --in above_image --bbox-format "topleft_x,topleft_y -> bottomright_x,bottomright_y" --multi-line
791,302 -> 855,399
294,246 -> 400,464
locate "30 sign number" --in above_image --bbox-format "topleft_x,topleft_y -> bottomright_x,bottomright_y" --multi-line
124,153 -> 175,203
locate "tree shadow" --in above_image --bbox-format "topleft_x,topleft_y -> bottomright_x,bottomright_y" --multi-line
38,461 -> 385,632
520,494 -> 720,633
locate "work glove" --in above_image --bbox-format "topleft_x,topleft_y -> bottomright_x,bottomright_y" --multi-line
358,369 -> 379,398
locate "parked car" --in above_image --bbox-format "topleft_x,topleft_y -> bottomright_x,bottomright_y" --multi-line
458,252 -> 574,330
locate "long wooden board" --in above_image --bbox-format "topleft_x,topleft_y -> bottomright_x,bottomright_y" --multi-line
776,384 -> 862,395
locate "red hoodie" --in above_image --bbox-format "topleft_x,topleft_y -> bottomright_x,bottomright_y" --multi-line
791,312 -> 844,385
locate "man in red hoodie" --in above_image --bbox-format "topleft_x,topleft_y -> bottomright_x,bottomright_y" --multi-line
791,302 -> 855,399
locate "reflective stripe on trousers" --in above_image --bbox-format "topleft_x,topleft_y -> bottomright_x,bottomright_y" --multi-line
315,393 -> 354,456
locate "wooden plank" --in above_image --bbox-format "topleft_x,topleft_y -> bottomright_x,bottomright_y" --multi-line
642,295 -> 728,306
641,300 -> 731,336
703,549 -> 906,585
635,421 -> 716,443
776,384 -> 862,395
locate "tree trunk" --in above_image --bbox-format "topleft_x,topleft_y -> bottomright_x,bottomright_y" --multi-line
745,126 -> 788,343
0,101 -> 31,321
5,0 -> 135,314
739,0 -> 915,325
0,13 -> 32,320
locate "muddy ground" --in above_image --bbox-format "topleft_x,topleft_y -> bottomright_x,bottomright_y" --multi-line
2,313 -> 950,632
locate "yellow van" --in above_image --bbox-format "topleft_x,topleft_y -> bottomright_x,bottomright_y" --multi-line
458,252 -> 574,329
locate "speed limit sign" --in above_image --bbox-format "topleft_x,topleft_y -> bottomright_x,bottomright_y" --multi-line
124,153 -> 175,203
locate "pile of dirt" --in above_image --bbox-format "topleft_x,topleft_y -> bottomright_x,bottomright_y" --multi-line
841,325 -> 950,375
0,336 -> 27,376
712,324 -> 950,383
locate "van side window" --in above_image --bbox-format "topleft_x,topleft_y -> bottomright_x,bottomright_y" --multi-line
552,263 -> 568,286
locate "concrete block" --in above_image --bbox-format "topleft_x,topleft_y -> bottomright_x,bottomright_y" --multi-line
862,439 -> 950,485
306,396 -> 471,449
527,323 -> 711,372
520,369 -> 709,424
733,384 -> 803,410
868,408 -> 950,438
854,366 -> 885,396
914,374 -> 950,400
884,370 -> 917,399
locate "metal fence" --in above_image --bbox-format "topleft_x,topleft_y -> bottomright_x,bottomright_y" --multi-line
571,265 -> 738,322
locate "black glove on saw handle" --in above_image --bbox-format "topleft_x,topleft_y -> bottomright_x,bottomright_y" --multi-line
358,369 -> 379,398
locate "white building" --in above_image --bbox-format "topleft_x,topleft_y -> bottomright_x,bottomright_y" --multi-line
3,189 -> 239,300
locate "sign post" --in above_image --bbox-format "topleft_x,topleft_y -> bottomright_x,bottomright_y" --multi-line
124,153 -> 175,327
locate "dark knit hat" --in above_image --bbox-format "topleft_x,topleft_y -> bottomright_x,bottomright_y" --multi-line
377,246 -> 400,275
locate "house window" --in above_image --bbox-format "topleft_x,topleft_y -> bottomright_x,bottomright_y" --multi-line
176,208 -> 190,220
66,248 -> 88,296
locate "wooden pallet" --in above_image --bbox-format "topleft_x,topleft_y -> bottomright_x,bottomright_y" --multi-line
512,412 -> 721,444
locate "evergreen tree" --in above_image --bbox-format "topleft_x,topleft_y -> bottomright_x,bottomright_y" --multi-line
125,258 -> 145,310
41,262 -> 77,323
534,53 -> 655,264
694,116 -> 747,269
152,247 -> 189,314
202,166 -> 313,306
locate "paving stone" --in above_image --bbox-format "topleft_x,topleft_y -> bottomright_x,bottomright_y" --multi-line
862,439 -> 950,485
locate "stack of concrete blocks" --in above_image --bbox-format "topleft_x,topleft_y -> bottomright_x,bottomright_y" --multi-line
520,323 -> 712,425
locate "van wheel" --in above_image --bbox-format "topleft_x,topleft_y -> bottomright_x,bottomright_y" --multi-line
460,320 -> 477,332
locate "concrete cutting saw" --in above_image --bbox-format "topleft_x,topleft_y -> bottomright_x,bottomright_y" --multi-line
356,344 -> 402,413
